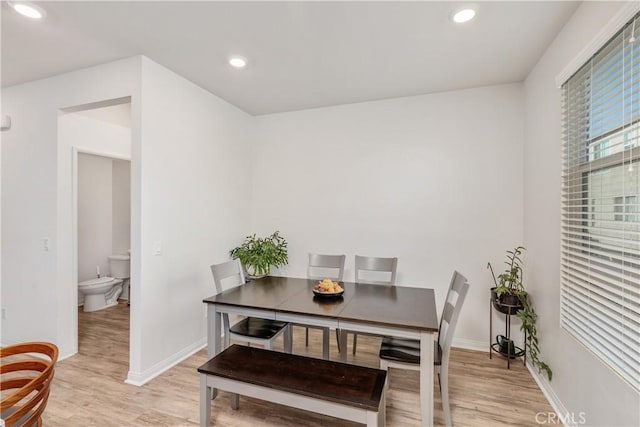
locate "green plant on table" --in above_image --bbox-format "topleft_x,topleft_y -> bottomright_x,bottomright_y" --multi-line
488,246 -> 553,381
230,231 -> 288,278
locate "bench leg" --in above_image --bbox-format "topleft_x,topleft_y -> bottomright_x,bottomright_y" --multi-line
200,375 -> 212,427
366,410 -> 379,427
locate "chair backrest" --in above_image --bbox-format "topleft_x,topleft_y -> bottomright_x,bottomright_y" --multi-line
438,271 -> 470,357
354,255 -> 398,285
307,253 -> 346,281
1,341 -> 59,427
210,259 -> 245,293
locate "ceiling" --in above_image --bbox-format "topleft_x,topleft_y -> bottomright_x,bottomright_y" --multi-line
1,1 -> 580,116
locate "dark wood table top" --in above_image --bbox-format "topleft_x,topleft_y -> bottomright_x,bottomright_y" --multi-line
198,344 -> 386,410
277,278 -> 355,319
203,276 -> 438,332
204,276 -> 306,310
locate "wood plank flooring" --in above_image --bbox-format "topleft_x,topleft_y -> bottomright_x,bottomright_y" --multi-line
43,302 -> 557,426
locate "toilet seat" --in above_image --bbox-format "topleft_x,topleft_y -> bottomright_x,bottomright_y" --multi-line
79,277 -> 119,290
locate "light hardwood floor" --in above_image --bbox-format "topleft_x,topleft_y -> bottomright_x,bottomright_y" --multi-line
43,302 -> 557,426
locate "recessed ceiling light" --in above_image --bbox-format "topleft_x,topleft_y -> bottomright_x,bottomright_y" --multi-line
8,1 -> 46,19
453,8 -> 476,24
229,57 -> 247,68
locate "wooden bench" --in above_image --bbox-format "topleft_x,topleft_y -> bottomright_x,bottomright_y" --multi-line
198,345 -> 387,426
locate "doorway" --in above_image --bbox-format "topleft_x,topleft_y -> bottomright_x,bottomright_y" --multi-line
62,100 -> 132,378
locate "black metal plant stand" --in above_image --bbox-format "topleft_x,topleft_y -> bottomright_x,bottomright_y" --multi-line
489,291 -> 526,369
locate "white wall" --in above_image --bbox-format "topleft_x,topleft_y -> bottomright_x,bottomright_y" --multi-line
112,159 -> 131,256
2,56 -> 252,384
78,153 -> 114,282
524,2 -> 640,426
77,153 -> 131,286
1,58 -> 140,353
129,58 -> 251,382
252,83 -> 525,347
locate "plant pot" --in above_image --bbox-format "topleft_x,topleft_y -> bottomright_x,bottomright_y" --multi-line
490,287 -> 525,315
245,265 -> 266,280
491,335 -> 526,359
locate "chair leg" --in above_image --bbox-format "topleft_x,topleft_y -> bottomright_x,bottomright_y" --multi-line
284,324 -> 293,353
335,329 -> 342,353
224,331 -> 230,349
379,359 -> 390,391
322,328 -> 330,360
305,327 -> 309,347
230,393 -> 239,410
440,364 -> 452,427
352,333 -> 358,355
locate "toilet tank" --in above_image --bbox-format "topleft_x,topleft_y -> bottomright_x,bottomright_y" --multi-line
108,255 -> 130,279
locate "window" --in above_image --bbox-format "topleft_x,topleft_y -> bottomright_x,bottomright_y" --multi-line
561,13 -> 640,391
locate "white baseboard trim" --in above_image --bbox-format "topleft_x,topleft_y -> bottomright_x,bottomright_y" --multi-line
452,337 -> 487,353
452,339 -> 572,426
527,362 -> 573,427
58,351 -> 75,362
125,338 -> 206,386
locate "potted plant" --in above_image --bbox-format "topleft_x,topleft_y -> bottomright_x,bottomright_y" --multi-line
487,246 -> 552,380
230,231 -> 288,279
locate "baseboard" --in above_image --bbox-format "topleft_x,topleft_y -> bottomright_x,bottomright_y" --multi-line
527,362 -> 573,427
452,337 -> 487,353
58,351 -> 75,362
125,338 -> 206,386
453,339 -> 572,426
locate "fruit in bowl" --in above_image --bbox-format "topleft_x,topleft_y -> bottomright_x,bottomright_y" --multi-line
314,278 -> 343,294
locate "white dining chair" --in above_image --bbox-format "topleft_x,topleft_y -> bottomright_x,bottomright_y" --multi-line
345,255 -> 398,355
210,259 -> 292,352
305,253 -> 346,358
378,270 -> 469,427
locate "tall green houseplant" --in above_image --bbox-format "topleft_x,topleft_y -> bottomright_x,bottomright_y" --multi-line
488,246 -> 553,380
230,231 -> 288,278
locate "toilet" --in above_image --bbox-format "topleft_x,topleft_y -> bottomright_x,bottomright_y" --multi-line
78,254 -> 130,312
78,277 -> 123,312
108,253 -> 131,300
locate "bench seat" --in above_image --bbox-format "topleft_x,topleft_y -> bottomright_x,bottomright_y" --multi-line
198,345 -> 387,426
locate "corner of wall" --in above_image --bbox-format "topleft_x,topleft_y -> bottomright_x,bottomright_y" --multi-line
125,338 -> 205,386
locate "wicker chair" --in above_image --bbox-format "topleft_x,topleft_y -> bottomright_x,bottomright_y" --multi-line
1,342 -> 59,427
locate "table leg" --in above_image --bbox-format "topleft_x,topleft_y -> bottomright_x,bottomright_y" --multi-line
207,304 -> 222,358
207,304 -> 221,400
420,331 -> 434,427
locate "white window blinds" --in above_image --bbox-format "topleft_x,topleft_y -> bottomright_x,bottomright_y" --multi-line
561,13 -> 640,392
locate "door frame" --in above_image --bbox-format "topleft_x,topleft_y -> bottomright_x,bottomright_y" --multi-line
71,146 -> 131,354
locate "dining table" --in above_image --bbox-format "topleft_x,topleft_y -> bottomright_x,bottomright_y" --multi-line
203,276 -> 439,427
